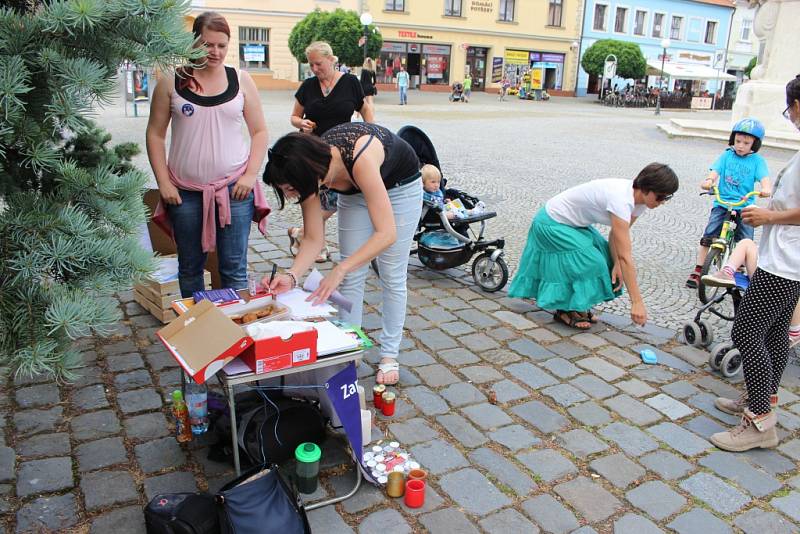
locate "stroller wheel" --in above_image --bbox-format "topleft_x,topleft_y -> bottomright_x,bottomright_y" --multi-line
709,342 -> 732,371
720,348 -> 742,378
472,253 -> 508,292
697,319 -> 714,347
682,321 -> 703,347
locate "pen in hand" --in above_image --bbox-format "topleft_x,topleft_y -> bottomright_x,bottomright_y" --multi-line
268,264 -> 277,290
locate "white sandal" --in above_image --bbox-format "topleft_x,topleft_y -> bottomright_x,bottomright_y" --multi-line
377,360 -> 400,386
288,227 -> 302,256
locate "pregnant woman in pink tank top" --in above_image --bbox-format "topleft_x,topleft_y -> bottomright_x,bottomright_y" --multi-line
146,12 -> 269,297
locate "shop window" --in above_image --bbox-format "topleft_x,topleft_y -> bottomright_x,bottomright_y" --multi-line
499,0 -> 515,21
670,15 -> 683,40
740,18 -> 751,41
652,12 -> 664,38
385,0 -> 405,11
239,27 -> 269,70
422,45 -> 451,85
548,0 -> 563,27
704,20 -> 717,44
614,7 -> 628,33
633,10 -> 647,36
593,3 -> 608,31
444,0 -> 462,16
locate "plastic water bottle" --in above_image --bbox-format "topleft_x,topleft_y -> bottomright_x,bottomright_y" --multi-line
184,377 -> 209,434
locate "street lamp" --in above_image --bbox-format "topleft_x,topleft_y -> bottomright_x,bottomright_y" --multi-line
570,41 -> 581,97
655,38 -> 671,116
359,12 -> 373,62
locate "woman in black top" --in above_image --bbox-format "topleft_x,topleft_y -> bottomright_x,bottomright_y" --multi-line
263,123 -> 422,386
360,57 -> 377,108
289,41 -> 375,262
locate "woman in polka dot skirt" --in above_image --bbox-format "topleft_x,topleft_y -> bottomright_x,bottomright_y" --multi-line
711,74 -> 800,452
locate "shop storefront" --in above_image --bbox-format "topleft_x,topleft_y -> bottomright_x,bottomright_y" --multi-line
377,41 -> 451,87
503,49 -> 565,90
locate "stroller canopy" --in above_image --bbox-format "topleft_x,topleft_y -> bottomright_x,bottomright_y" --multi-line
398,125 -> 442,179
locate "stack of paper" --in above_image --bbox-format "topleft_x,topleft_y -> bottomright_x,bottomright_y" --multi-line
276,288 -> 337,319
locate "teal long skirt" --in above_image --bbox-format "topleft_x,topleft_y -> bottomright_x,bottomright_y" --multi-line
508,207 -> 622,311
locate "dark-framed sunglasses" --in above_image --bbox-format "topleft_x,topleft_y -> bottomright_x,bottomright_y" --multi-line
267,148 -> 287,167
656,193 -> 673,202
785,99 -> 799,120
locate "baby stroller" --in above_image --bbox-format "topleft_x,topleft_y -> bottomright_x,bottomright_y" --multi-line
449,82 -> 464,102
681,274 -> 748,378
399,125 -> 508,291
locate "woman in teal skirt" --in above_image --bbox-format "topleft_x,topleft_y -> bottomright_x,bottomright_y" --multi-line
509,163 -> 679,329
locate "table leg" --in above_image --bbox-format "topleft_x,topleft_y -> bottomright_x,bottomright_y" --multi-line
227,382 -> 241,476
305,463 -> 362,511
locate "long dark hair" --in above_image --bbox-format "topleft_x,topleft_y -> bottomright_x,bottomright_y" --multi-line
262,133 -> 333,208
787,74 -> 800,106
177,12 -> 230,92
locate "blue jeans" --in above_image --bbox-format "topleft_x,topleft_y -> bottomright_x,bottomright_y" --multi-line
337,178 -> 422,359
399,86 -> 408,104
702,205 -> 754,243
166,186 -> 254,297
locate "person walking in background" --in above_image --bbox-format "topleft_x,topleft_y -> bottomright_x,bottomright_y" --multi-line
146,11 -> 270,298
499,76 -> 510,101
463,72 -> 473,103
396,65 -> 409,105
287,41 -> 374,263
360,57 -> 377,109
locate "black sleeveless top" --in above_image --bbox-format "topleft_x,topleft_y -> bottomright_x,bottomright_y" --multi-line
321,123 -> 420,195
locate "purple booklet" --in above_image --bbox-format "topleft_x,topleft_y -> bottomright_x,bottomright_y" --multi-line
192,288 -> 241,305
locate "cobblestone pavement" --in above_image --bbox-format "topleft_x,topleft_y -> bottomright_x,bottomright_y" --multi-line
3,224 -> 800,533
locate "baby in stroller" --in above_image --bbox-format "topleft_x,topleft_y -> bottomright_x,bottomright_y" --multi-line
449,82 -> 464,102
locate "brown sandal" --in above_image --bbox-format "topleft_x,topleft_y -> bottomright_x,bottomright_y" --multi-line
553,310 -> 592,330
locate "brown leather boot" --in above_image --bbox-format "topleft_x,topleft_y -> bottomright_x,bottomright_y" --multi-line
710,409 -> 779,452
715,393 -> 778,415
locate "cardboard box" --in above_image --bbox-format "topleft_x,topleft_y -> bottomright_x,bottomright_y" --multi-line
132,260 -> 211,323
170,289 -> 290,326
238,327 -> 318,375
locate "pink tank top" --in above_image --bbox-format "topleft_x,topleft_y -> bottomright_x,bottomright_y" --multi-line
168,67 -> 249,184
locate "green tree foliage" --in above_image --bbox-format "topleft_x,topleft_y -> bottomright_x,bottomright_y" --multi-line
0,0 -> 203,380
289,9 -> 383,67
744,56 -> 757,78
581,39 -> 647,80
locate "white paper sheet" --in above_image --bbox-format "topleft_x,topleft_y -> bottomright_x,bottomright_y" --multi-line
303,269 -> 354,313
276,288 -> 337,319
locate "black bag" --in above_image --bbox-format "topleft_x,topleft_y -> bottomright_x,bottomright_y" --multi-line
216,465 -> 311,534
209,392 -> 326,468
145,492 -> 220,534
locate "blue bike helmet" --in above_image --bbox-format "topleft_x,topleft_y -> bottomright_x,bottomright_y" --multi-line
729,117 -> 765,153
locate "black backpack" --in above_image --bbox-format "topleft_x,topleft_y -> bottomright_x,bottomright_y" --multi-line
144,492 -> 219,534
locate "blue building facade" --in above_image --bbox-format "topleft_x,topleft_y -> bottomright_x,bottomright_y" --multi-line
575,0 -> 734,96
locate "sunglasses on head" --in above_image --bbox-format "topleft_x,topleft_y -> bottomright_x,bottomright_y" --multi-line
268,148 -> 287,167
656,193 -> 673,202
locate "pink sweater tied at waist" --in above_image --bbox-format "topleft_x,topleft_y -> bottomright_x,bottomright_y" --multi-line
153,162 -> 271,253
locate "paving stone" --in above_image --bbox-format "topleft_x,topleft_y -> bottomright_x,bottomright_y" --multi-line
742,448 -> 797,476
493,310 -> 536,330
554,476 -> 622,523
734,507 -> 797,534
17,457 -> 74,497
605,394 -> 662,425
775,408 -> 800,431
419,508 -> 481,534
508,338 -> 556,361
571,527 -> 599,534
639,450 -> 694,480
670,345 -> 712,368
613,513 -> 666,534
479,348 -> 523,365
599,422 -> 658,457
400,350 -> 436,367
521,494 -> 580,534
436,297 -> 471,310
418,305 -> 457,324
568,401 -> 612,427
539,358 -> 582,378
76,437 -> 128,472
480,509 -> 540,534
787,474 -> 800,489
599,330 -> 638,346
90,505 -> 147,534
556,428 -> 608,458
146,351 -> 178,371
491,380 -> 530,403
375,397 -> 418,422
461,402 -> 513,430
576,357 -> 626,381
541,383 -> 589,407
771,491 -> 800,522
439,382 -> 486,407
504,363 -> 558,389
358,508 -> 412,534
633,345 -> 697,373
589,453 -> 645,489
570,332 -> 608,349
626,480 -> 686,520
778,438 -> 800,460
114,369 -> 153,391
547,341 -> 588,359
15,383 -> 60,408
517,449 -> 577,482
512,400 -> 569,434
0,446 -> 14,482
117,388 -> 163,414
124,412 -> 170,441
388,417 -> 440,445
683,415 -> 727,439
71,365 -> 104,388
469,447 -> 537,496
404,386 -> 449,416
330,469 -> 385,514
81,470 -> 139,510
17,432 -> 71,458
616,378 -> 657,398
410,440 -> 469,475
699,451 -> 782,497
135,437 -> 187,473
597,348 -> 639,370
694,376 -> 742,399
438,347 -> 480,366
647,422 -> 711,456
71,384 -> 109,411
686,392 -> 741,425
142,471 -> 199,501
486,326 -> 519,341
14,407 -> 63,437
413,328 -> 460,351
680,472 -> 750,515
460,365 -> 504,384
439,468 -> 512,516
106,352 -> 144,372
569,374 -> 618,400
662,380 -> 702,399
630,365 -> 676,384
527,328 -> 560,343
416,364 -> 460,388
645,393 -> 694,420
455,308 -> 501,329
436,414 -> 488,448
489,424 -> 541,451
667,508 -> 734,534
15,493 -> 78,533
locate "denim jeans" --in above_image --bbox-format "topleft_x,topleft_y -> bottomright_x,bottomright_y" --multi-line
337,178 -> 422,359
702,205 -> 755,242
399,86 -> 408,105
166,186 -> 254,297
